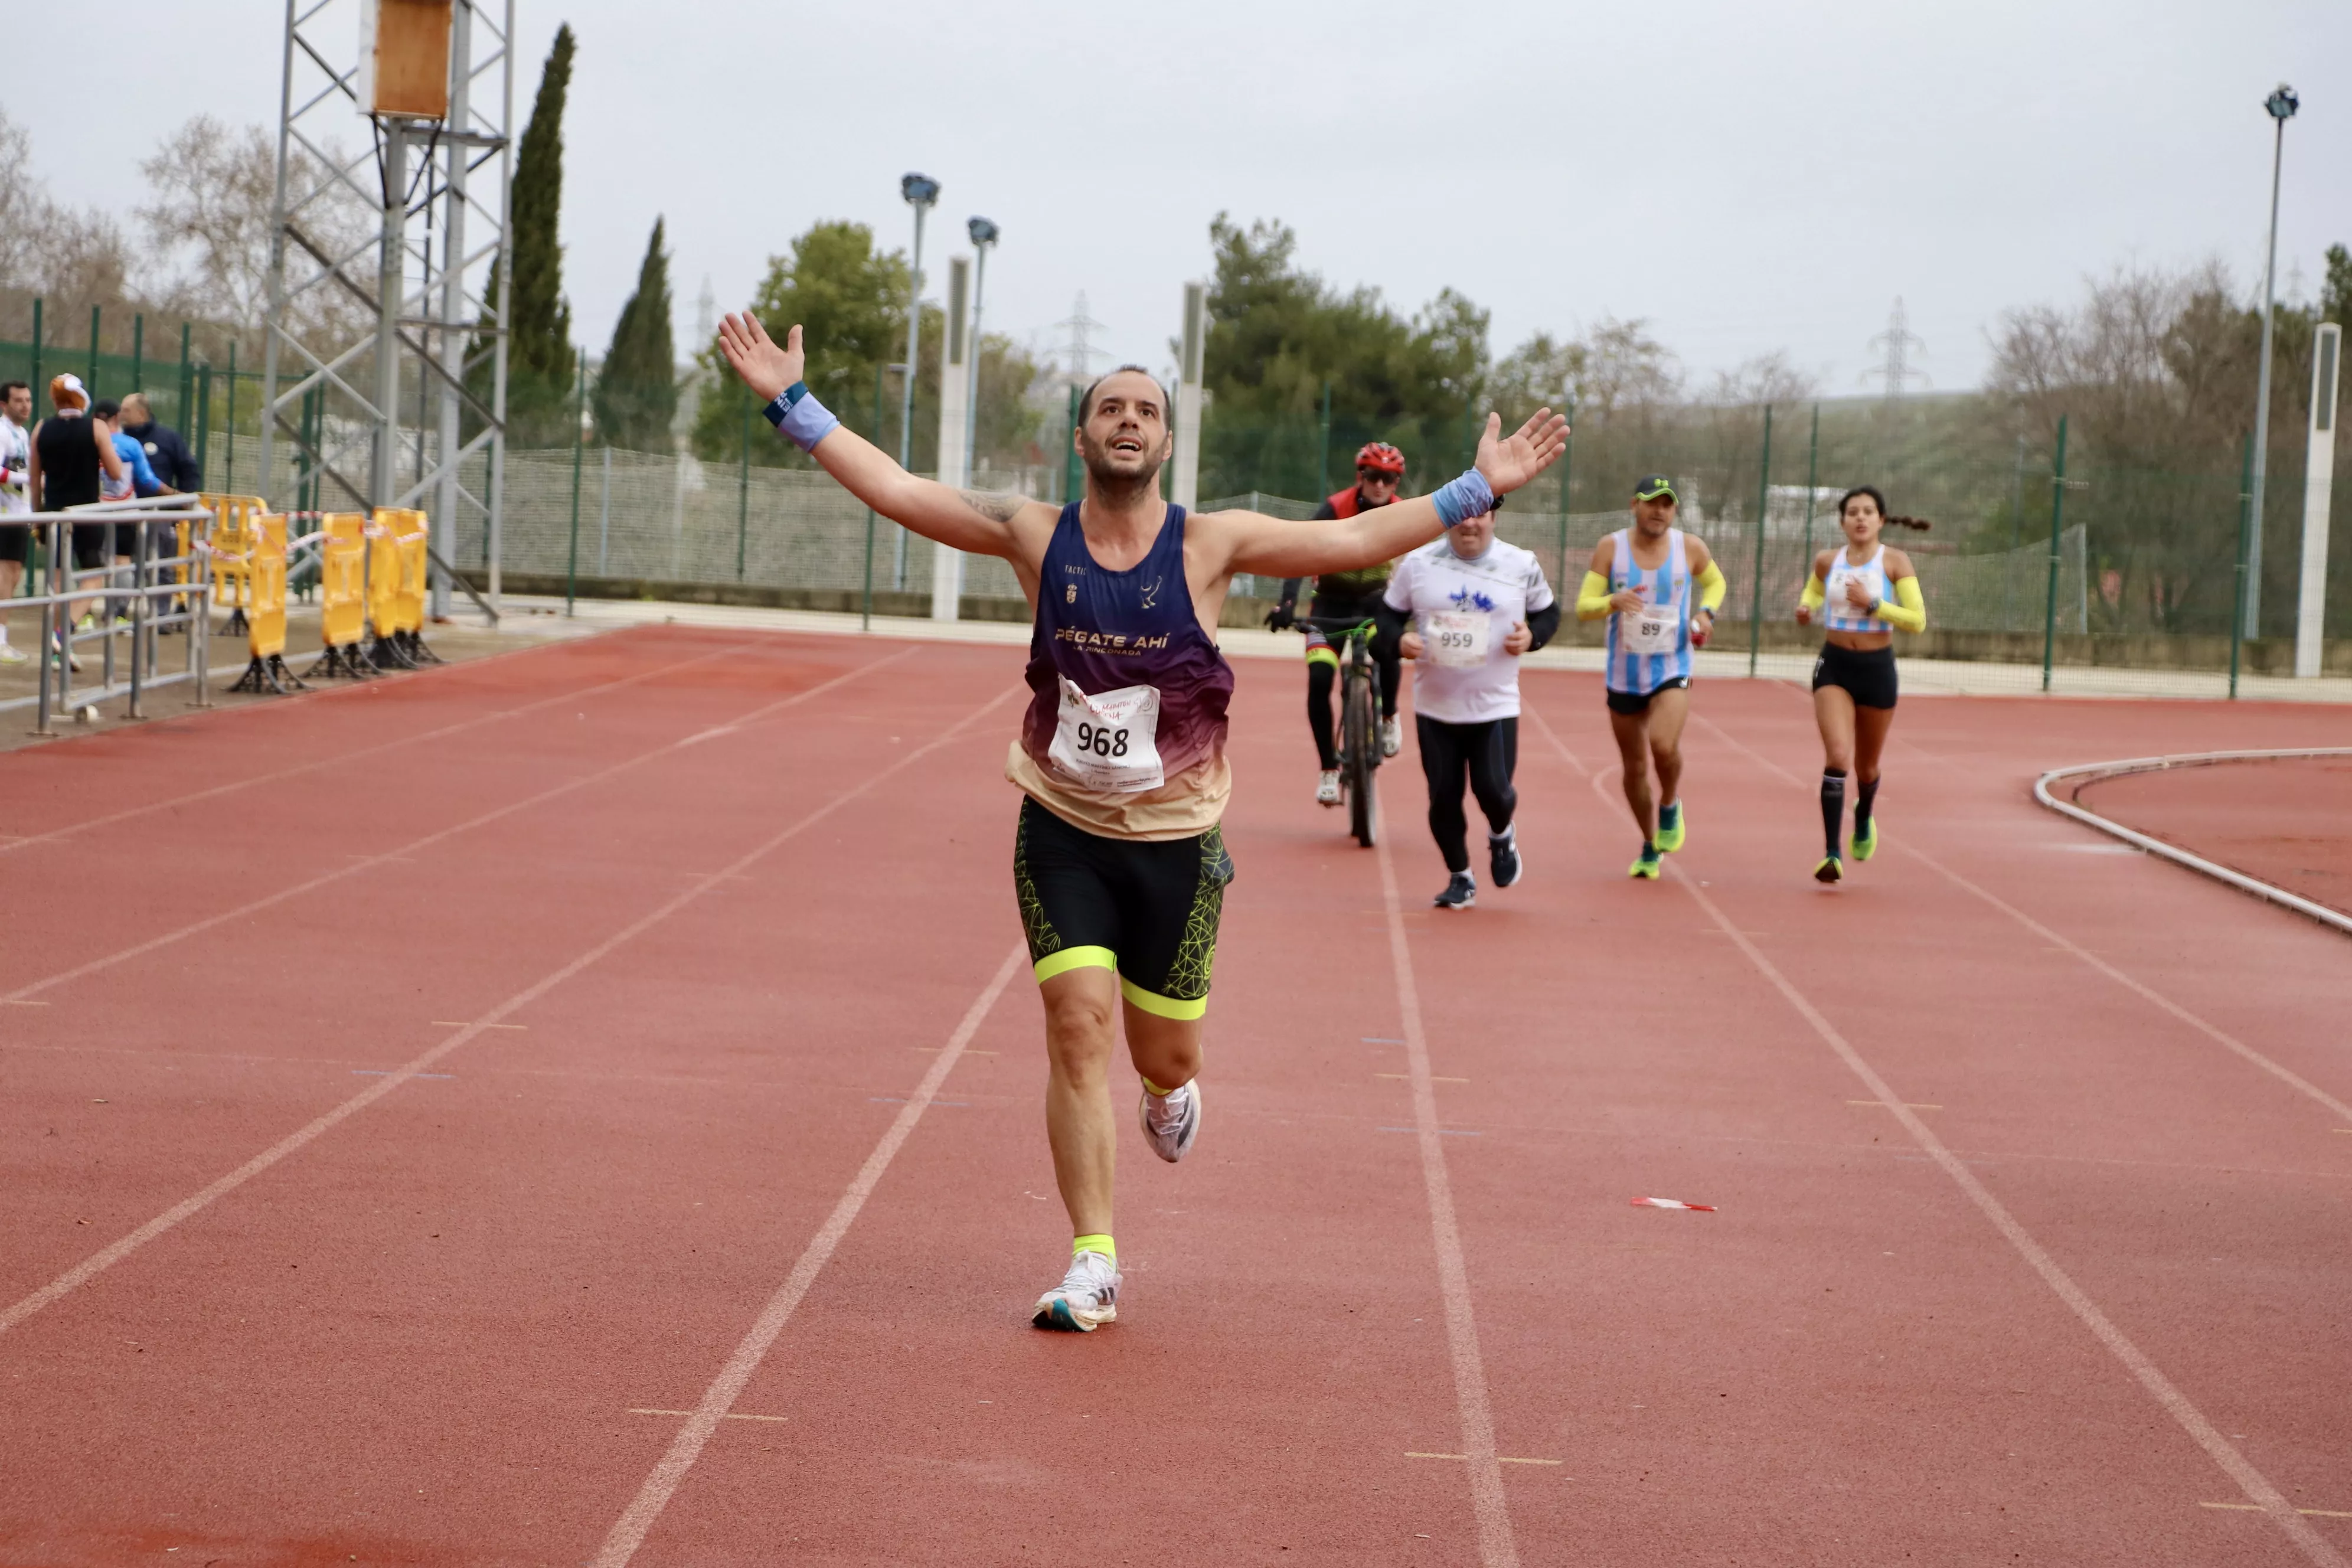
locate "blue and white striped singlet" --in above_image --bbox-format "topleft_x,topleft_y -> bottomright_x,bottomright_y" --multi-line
1604,527 -> 1693,695
1822,543 -> 1894,633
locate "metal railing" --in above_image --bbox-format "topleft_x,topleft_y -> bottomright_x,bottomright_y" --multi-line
1,495 -> 214,734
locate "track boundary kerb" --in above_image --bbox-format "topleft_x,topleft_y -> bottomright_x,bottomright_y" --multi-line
0,668 -> 1015,1340
1668,866 -> 2349,1568
1369,793 -> 1522,1568
2034,749 -> 2352,938
590,943 -> 1027,1567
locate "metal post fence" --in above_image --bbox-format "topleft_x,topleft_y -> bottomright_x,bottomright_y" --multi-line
28,298 -> 41,407
1556,410 -> 1573,595
566,358 -> 586,615
224,342 -> 237,494
737,397 -> 750,581
87,305 -> 100,395
1318,381 -> 1332,499
195,364 -> 211,482
131,315 -> 143,396
177,324 -> 191,439
864,365 -> 885,632
1748,404 -> 1772,677
1063,383 -> 1083,512
2041,415 -> 2069,692
2231,435 -> 2253,700
1801,404 -> 1819,561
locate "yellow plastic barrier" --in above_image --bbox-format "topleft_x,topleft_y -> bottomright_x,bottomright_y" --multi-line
312,512 -> 371,678
365,511 -> 404,638
196,494 -> 268,613
250,514 -> 289,660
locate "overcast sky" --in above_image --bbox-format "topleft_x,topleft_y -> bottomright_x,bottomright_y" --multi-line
15,1 -> 2350,397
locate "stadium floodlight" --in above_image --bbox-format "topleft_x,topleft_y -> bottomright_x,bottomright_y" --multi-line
964,218 -> 999,478
894,174 -> 940,590
2245,83 -> 2299,633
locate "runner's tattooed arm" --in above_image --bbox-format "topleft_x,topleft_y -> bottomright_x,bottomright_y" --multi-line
1207,410 -> 1567,580
715,312 -> 1053,557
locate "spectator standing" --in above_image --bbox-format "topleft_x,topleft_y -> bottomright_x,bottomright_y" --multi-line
0,380 -> 32,663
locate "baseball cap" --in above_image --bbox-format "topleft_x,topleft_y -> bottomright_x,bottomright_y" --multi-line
1632,474 -> 1676,502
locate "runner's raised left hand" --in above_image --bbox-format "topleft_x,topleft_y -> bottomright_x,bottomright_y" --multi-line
1472,409 -> 1571,496
717,313 -> 803,403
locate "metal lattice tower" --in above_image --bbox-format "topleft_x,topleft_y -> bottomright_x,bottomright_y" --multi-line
1866,296 -> 1929,404
259,0 -> 514,620
1052,292 -> 1109,388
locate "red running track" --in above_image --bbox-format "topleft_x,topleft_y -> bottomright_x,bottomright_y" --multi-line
2072,754 -> 2352,921
2,625 -> 2349,1566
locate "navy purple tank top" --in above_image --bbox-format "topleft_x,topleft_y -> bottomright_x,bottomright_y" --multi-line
1011,502 -> 1235,838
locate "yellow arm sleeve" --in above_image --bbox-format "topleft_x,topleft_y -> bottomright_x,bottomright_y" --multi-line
1694,558 -> 1727,614
1876,575 -> 1926,633
1576,570 -> 1615,621
1799,574 -> 1826,613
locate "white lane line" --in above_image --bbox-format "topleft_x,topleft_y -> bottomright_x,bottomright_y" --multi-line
1370,794 -> 1521,1568
0,635 -> 766,859
590,942 -> 1025,1567
1899,839 -> 2352,1125
0,671 -> 1011,1341
1684,711 -> 2352,1126
1672,867 -> 2347,1568
0,646 -> 920,1008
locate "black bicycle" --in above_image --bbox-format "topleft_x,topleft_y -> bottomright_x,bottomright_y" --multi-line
1290,615 -> 1383,848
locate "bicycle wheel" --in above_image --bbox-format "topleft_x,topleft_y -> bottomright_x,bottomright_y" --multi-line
1344,662 -> 1377,848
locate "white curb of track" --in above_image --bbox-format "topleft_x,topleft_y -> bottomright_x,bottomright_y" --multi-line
2034,748 -> 2352,937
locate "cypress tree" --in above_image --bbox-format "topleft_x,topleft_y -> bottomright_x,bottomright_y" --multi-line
472,25 -> 576,445
594,217 -> 677,451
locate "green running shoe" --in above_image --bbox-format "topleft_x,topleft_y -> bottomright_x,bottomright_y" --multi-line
1813,854 -> 1843,884
1655,800 -> 1686,853
1629,843 -> 1664,880
1851,818 -> 1877,862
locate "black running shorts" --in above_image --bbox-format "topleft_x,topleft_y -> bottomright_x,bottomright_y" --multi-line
1811,641 -> 1898,710
1012,795 -> 1234,1021
1605,677 -> 1690,716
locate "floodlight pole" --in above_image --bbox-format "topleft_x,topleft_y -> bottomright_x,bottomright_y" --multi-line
964,217 -> 997,479
2246,83 -> 2298,638
896,173 -> 939,592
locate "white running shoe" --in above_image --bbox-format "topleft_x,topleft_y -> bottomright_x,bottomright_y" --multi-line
1315,769 -> 1342,807
1380,715 -> 1403,757
0,643 -> 25,665
1139,1078 -> 1201,1163
1033,1249 -> 1121,1332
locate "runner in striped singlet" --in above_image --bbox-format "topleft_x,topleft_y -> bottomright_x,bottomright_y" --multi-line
715,312 -> 1567,1331
1574,475 -> 1727,879
1795,485 -> 1928,883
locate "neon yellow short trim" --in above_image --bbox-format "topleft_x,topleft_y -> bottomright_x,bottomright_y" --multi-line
1304,646 -> 1340,668
1034,945 -> 1116,984
1120,976 -> 1208,1021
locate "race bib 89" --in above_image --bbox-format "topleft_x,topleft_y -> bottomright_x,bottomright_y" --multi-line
1619,594 -> 1682,656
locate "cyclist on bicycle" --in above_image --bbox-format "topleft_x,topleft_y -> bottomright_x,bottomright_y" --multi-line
1267,442 -> 1408,806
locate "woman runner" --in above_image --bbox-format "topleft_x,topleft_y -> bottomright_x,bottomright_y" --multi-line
1795,486 -> 1929,883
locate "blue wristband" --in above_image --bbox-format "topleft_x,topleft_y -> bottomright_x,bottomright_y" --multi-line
763,381 -> 840,453
1430,468 -> 1495,529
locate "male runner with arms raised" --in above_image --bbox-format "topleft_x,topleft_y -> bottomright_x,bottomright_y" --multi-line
717,313 -> 1566,1331
1266,442 -> 1408,803
1576,475 -> 1727,879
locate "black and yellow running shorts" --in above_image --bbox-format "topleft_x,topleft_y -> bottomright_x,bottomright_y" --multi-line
1012,795 -> 1234,1021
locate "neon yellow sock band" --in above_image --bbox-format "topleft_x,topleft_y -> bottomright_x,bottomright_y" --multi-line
1141,1077 -> 1171,1096
1072,1234 -> 1115,1262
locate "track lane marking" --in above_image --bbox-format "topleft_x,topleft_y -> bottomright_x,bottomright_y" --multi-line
1683,710 -> 2352,1127
0,669 -> 1012,1341
0,633 -> 767,859
0,646 -> 921,1009
1671,867 -> 2347,1568
1370,793 -> 1521,1568
590,942 -> 1026,1567
629,1409 -> 790,1424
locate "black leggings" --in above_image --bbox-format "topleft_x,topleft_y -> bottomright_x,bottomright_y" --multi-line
1306,596 -> 1401,769
1416,714 -> 1518,874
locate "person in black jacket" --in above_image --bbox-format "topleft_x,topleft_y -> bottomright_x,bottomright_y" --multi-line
118,394 -> 201,492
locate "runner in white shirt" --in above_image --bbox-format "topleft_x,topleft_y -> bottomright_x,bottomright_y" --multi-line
0,381 -> 32,664
1378,496 -> 1561,909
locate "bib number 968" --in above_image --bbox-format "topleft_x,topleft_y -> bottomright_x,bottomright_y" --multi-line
1074,721 -> 1131,759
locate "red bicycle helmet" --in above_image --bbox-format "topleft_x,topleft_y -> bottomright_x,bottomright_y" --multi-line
1355,442 -> 1405,477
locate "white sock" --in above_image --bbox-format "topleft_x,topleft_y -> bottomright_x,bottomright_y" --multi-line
1489,824 -> 1514,843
